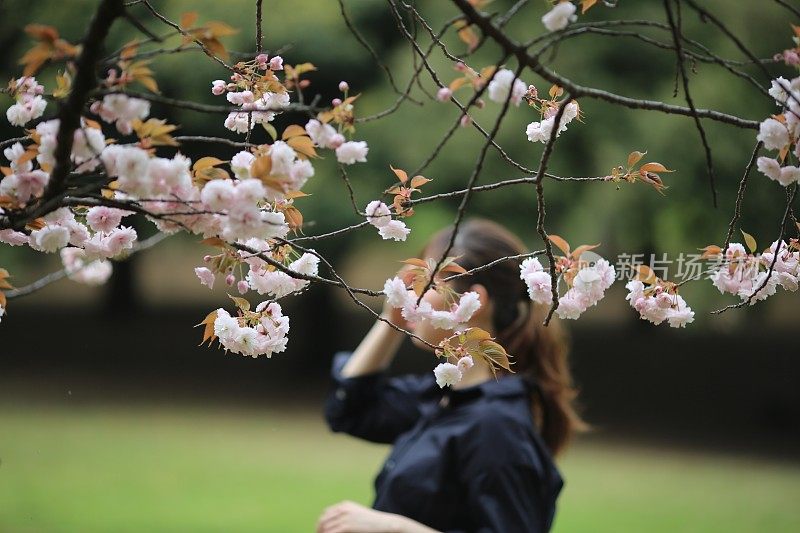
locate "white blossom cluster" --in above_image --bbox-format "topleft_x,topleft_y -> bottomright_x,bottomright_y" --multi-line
519,256 -> 615,320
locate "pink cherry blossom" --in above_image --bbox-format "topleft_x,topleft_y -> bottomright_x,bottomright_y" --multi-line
335,141 -> 369,165
378,219 -> 410,241
86,206 -> 131,233
269,56 -> 284,71
365,200 -> 392,228
195,267 -> 216,289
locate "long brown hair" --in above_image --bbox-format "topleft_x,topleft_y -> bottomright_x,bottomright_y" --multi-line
425,218 -> 587,456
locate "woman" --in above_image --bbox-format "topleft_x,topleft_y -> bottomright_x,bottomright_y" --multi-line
317,219 -> 586,533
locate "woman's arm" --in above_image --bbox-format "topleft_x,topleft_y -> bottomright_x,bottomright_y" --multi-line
317,501 -> 440,533
340,307 -> 405,378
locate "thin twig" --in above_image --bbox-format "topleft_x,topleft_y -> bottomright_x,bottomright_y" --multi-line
722,142 -> 761,254
665,0 -> 717,207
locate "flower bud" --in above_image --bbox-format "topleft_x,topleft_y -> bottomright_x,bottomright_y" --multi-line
454,61 -> 468,72
338,81 -> 349,92
203,255 -> 212,262
256,53 -> 269,68
237,280 -> 249,295
460,115 -> 472,128
436,87 -> 452,102
226,274 -> 236,286
332,98 -> 342,107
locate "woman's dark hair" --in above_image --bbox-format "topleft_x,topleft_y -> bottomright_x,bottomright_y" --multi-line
425,218 -> 587,456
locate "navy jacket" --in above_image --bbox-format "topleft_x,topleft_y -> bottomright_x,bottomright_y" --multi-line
324,352 -> 563,533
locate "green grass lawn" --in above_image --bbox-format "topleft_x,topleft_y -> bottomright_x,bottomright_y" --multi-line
1,402 -> 798,532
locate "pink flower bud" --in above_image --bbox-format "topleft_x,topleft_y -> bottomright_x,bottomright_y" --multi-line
785,50 -> 800,66
226,274 -> 236,286
454,61 -> 467,73
338,81 -> 349,92
237,280 -> 249,295
203,255 -> 212,262
329,133 -> 345,149
527,85 -> 538,99
299,79 -> 311,89
256,53 -> 269,68
436,87 -> 453,102
211,79 -> 226,96
269,55 -> 284,70
460,115 -> 472,128
332,98 -> 342,107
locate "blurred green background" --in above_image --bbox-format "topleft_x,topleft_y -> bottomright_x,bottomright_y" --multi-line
1,0 -> 799,531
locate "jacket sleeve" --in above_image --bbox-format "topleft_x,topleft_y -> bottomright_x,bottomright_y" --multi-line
323,351 -> 429,444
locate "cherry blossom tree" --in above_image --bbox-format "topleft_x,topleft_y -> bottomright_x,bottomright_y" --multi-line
1,0 -> 798,387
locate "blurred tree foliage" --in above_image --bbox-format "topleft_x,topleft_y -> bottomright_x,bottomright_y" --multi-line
0,0 -> 795,321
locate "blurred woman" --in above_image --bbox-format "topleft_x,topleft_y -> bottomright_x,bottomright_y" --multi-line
317,219 -> 586,533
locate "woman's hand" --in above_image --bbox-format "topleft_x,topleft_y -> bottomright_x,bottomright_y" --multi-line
316,500 -> 402,533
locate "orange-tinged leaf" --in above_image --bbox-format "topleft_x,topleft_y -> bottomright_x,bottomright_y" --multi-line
228,295 -> 251,312
25,24 -> 59,43
440,263 -> 468,275
457,24 -> 479,53
17,149 -> 38,166
635,265 -> 658,285
193,157 -> 225,172
627,151 -> 646,167
402,258 -> 429,269
449,77 -> 468,92
409,176 -> 431,189
180,11 -> 199,29
120,41 -> 139,60
26,218 -> 46,231
581,0 -> 598,13
390,166 -> 409,184
195,309 -> 218,346
284,206 -> 303,230
571,243 -> 600,260
699,245 -> 722,259
287,135 -> 317,159
547,234 -> 571,256
741,230 -> 757,253
205,21 -> 239,38
281,124 -> 307,140
548,85 -> 564,99
250,155 -> 272,179
200,237 -> 226,248
137,75 -> 159,94
0,291 -> 6,308
204,38 -> 229,61
639,162 -> 673,173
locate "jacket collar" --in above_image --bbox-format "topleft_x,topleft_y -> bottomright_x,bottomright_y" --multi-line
422,373 -> 530,404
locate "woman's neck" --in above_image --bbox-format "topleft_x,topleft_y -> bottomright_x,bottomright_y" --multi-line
452,360 -> 495,390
